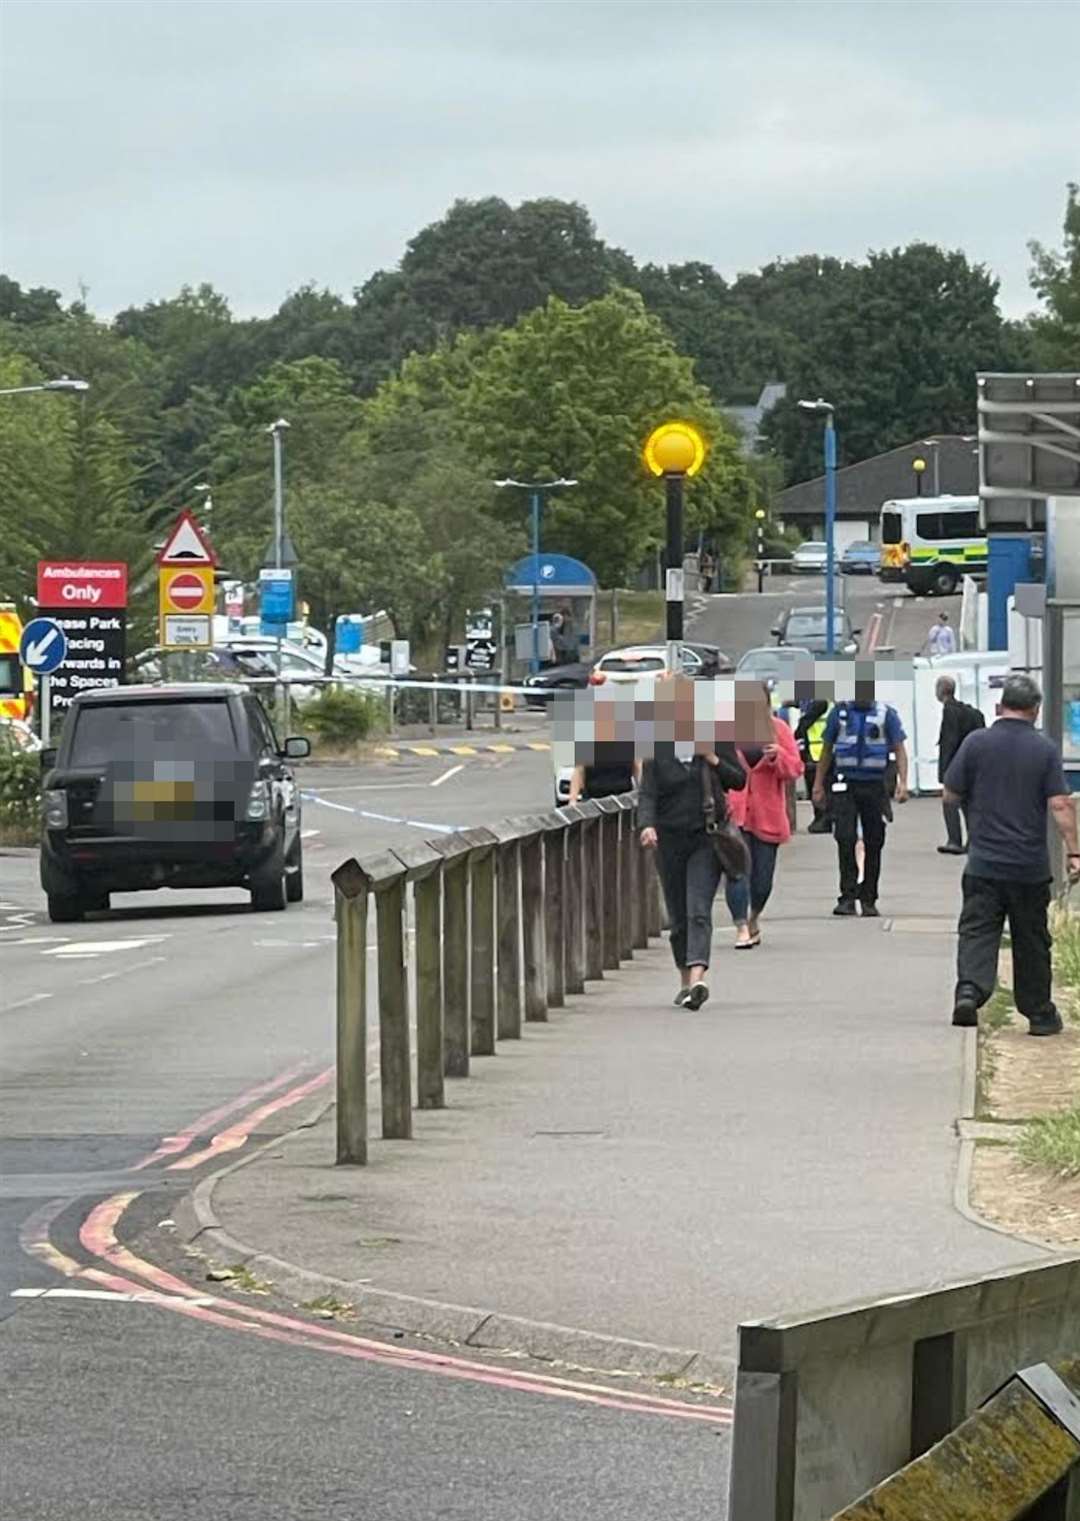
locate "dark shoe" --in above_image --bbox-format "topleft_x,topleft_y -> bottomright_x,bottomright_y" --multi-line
833,898 -> 857,916
1028,1011 -> 1064,1037
860,901 -> 880,917
673,987 -> 691,1007
937,844 -> 966,856
952,988 -> 979,1027
807,819 -> 832,835
685,983 -> 709,1011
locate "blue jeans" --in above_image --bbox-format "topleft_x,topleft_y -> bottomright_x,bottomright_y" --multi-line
724,831 -> 779,923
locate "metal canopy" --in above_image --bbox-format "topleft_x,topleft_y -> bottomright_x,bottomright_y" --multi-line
977,372 -> 1080,530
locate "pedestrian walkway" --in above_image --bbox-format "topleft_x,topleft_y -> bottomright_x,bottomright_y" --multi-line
203,799 -> 1040,1376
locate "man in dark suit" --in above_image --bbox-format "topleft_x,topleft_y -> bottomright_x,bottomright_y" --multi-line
936,675 -> 984,854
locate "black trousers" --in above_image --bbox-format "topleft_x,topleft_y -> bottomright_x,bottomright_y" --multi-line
657,829 -> 721,970
832,781 -> 887,904
956,873 -> 1056,1023
942,800 -> 966,849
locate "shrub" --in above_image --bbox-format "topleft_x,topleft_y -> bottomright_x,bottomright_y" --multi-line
298,686 -> 385,749
0,740 -> 41,842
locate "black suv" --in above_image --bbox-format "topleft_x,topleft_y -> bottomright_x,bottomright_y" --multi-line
39,685 -> 310,922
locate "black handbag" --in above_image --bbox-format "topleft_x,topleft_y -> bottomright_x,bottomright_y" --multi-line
699,760 -> 750,879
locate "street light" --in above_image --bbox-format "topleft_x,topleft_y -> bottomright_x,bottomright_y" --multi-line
643,421 -> 708,673
0,375 -> 89,398
912,456 -> 927,497
494,476 -> 578,674
796,398 -> 838,654
266,419 -> 290,570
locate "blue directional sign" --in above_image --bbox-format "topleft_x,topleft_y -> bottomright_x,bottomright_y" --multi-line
259,568 -> 294,636
19,617 -> 68,675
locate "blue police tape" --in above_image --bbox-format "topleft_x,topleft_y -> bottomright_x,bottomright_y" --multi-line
301,790 -> 459,834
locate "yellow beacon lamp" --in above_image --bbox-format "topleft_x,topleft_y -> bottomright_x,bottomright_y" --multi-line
643,420 -> 708,673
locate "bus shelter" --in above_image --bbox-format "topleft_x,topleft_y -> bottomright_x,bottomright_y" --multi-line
503,553 -> 597,676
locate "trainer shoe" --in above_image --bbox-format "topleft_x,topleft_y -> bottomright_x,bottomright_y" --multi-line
673,987 -> 691,1007
807,819 -> 832,835
860,901 -> 880,918
833,898 -> 857,916
685,983 -> 710,1011
937,844 -> 966,856
1028,1010 -> 1064,1037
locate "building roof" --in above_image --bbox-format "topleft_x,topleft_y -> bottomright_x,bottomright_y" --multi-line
778,434 -> 978,520
727,381 -> 787,453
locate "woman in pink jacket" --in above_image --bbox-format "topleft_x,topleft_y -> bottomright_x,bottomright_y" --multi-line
724,685 -> 804,947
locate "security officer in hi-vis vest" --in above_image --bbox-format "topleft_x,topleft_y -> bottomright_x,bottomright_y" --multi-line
813,676 -> 908,917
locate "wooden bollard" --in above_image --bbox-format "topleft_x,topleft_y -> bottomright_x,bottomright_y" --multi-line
617,795 -> 636,960
350,851 -> 411,1141
461,826 -> 498,1057
515,815 -> 548,1021
427,832 -> 472,1077
541,811 -> 569,1008
490,820 -> 526,1041
577,799 -> 605,982
595,797 -> 622,971
391,840 -> 445,1110
561,806 -> 586,995
332,859 -> 368,1165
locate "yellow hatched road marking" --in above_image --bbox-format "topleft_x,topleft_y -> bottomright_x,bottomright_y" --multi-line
487,743 -> 515,753
526,742 -> 551,751
409,746 -> 440,757
449,745 -> 478,756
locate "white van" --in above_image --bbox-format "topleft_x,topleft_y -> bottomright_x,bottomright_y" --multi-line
878,496 -> 986,596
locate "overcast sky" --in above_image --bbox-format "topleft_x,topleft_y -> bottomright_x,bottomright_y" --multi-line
2,0 -> 1077,320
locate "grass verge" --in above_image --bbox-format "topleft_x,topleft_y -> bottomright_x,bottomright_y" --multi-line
1018,1107 -> 1080,1179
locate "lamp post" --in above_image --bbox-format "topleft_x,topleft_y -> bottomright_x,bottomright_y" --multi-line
0,375 -> 89,398
643,421 -> 708,673
494,477 -> 578,674
266,419 -> 291,726
912,456 -> 927,497
919,438 -> 941,496
797,398 -> 837,654
754,507 -> 767,593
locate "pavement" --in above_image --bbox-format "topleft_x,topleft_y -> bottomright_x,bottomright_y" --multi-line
191,792 -> 1042,1391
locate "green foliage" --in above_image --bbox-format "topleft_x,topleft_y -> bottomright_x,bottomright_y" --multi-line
1018,1106 -> 1080,1179
461,288 -> 758,584
1026,183 -> 1080,368
0,739 -> 41,840
298,686 -> 384,749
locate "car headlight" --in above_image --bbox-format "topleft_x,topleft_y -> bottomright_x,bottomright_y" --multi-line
244,780 -> 271,822
44,789 -> 69,829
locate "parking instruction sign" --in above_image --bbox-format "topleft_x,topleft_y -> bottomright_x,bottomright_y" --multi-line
259,568 -> 294,636
36,561 -> 128,720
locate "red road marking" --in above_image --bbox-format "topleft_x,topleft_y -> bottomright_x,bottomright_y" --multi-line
166,1065 -> 334,1171
75,1192 -> 731,1425
130,1061 -> 312,1170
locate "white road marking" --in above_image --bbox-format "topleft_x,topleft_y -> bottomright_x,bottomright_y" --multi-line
42,936 -> 169,959
85,956 -> 167,984
430,764 -> 464,788
7,936 -> 71,946
300,828 -> 320,840
12,1287 -> 215,1306
7,992 -> 54,1012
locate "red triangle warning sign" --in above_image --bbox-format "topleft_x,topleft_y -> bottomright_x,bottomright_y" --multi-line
157,509 -> 218,567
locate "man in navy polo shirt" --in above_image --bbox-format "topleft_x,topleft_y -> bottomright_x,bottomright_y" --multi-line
813,675 -> 908,917
944,673 -> 1080,1035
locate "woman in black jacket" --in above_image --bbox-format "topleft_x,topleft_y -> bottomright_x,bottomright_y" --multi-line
638,744 -> 745,1009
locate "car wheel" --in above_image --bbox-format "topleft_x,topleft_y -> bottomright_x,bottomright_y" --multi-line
251,843 -> 287,912
932,567 -> 959,596
285,837 -> 304,903
48,894 -> 85,923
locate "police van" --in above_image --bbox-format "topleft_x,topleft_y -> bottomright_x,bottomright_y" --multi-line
878,495 -> 986,596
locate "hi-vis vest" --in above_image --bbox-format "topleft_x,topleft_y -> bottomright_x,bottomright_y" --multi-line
833,702 -> 890,778
806,714 -> 828,762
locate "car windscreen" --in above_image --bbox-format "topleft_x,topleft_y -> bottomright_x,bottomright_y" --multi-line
786,614 -> 845,638
67,699 -> 237,765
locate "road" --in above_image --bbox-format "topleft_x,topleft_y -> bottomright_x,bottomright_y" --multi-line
688,568 -> 961,662
0,577 -> 948,1518
0,744 -> 730,1521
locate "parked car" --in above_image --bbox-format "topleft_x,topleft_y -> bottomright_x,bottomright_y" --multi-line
522,659 -> 596,708
734,645 -> 815,681
39,684 -> 310,921
590,643 -> 733,685
840,540 -> 881,575
791,541 -> 829,574
771,606 -> 859,655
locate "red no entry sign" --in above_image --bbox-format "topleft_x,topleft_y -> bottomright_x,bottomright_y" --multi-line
163,570 -> 212,612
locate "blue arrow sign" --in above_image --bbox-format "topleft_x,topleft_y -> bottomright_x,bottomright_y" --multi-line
19,617 -> 68,675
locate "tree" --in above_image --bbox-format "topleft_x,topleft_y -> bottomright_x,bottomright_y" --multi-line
762,244 -> 1012,481
1027,182 -> 1080,368
461,288 -> 758,585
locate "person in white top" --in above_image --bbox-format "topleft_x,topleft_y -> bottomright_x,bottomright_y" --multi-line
927,611 -> 957,658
